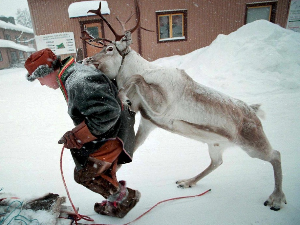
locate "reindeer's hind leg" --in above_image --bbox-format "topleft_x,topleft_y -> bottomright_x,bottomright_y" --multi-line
264,149 -> 287,210
239,125 -> 286,211
176,142 -> 228,188
244,145 -> 286,210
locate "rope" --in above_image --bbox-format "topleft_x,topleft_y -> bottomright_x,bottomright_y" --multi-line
60,146 -> 211,225
60,146 -> 94,224
123,188 -> 211,225
0,199 -> 40,225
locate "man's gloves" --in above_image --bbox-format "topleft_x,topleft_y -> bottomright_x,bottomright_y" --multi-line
58,121 -> 97,149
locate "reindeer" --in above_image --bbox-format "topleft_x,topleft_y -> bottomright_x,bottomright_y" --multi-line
82,0 -> 286,211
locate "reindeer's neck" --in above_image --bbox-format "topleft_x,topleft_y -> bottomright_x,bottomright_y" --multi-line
116,50 -> 153,88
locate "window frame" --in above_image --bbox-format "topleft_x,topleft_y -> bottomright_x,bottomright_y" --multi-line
0,51 -> 3,62
79,19 -> 105,58
156,10 -> 187,43
245,1 -> 277,24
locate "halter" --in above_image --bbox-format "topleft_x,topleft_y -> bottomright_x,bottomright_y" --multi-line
116,45 -> 131,75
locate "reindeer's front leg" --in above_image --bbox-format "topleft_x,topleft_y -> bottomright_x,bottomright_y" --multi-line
118,74 -> 168,116
118,85 -> 134,110
118,76 -> 157,153
134,117 -> 156,153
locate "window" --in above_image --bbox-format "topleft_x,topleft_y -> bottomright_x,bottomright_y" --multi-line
19,51 -> 24,60
23,37 -> 28,45
80,19 -> 104,58
11,51 -> 18,63
245,2 -> 277,24
0,51 -> 3,62
156,10 -> 187,42
86,26 -> 99,38
4,34 -> 11,40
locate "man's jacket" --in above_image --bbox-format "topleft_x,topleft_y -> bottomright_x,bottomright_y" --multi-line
58,56 -> 135,169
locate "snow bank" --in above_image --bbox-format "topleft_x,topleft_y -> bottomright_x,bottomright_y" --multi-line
153,20 -> 300,96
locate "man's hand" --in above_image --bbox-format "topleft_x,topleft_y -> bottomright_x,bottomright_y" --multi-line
58,131 -> 83,149
58,121 -> 97,149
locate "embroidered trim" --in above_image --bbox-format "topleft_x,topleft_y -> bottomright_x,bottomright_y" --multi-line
57,57 -> 75,102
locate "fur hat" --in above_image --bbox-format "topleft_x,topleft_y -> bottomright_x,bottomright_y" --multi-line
25,48 -> 60,81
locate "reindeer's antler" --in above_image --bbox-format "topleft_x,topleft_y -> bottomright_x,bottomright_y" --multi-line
128,0 -> 140,34
88,0 -> 140,41
80,30 -> 113,48
88,2 -> 124,41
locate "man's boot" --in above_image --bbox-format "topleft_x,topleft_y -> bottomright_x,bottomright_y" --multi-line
94,180 -> 141,218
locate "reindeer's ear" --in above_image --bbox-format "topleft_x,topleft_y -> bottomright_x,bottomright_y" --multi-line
121,31 -> 132,46
124,31 -> 132,42
115,31 -> 132,53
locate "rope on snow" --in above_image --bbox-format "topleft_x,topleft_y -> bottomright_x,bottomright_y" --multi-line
60,146 -> 211,225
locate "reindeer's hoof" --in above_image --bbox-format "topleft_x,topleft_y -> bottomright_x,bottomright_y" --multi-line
177,184 -> 192,189
126,99 -> 132,106
264,200 -> 282,211
176,180 -> 195,189
270,206 -> 280,211
264,191 -> 287,211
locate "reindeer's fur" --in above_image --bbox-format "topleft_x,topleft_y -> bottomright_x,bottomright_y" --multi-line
83,3 -> 286,210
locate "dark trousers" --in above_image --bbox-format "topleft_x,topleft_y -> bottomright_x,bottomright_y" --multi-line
74,139 -> 123,199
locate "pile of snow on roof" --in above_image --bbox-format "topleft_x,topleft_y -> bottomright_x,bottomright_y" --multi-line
0,20 -> 33,34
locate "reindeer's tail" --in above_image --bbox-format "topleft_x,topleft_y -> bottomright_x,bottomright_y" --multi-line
250,104 -> 265,119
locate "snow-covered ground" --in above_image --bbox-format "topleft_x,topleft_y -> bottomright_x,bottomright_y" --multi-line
1,20 -> 300,224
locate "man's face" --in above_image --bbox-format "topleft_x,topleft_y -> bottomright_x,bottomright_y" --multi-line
37,71 -> 59,89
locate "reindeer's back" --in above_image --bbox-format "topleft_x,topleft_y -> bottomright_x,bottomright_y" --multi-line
159,69 -> 260,135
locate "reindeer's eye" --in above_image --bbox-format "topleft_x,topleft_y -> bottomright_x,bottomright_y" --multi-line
106,46 -> 114,52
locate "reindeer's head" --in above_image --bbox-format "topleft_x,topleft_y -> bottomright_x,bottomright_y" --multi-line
82,0 -> 140,79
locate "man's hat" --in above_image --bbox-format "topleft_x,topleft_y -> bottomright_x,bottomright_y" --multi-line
25,48 -> 59,81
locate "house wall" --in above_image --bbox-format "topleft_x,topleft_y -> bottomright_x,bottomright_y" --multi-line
2,29 -> 35,47
0,48 -> 10,69
28,0 -> 291,61
138,0 -> 291,60
0,26 -> 35,69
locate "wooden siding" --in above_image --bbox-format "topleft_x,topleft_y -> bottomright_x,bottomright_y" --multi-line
0,49 -> 10,69
28,0 -> 291,61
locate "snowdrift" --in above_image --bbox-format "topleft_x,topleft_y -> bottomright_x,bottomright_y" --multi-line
153,20 -> 300,96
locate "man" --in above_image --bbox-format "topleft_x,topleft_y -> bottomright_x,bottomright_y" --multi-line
24,48 -> 140,218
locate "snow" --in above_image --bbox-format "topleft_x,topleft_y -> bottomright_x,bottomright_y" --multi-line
0,195 -> 57,225
68,1 -> 110,18
158,36 -> 186,41
156,9 -> 188,13
0,20 -> 300,224
0,39 -> 36,52
0,20 -> 33,34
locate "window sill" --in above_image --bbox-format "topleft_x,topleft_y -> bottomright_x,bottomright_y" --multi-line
158,36 -> 186,42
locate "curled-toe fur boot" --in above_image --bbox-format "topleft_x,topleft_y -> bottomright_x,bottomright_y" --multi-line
94,180 -> 141,218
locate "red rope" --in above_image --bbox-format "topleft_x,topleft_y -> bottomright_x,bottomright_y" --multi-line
123,188 -> 211,225
60,146 -> 211,225
60,146 -> 94,224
